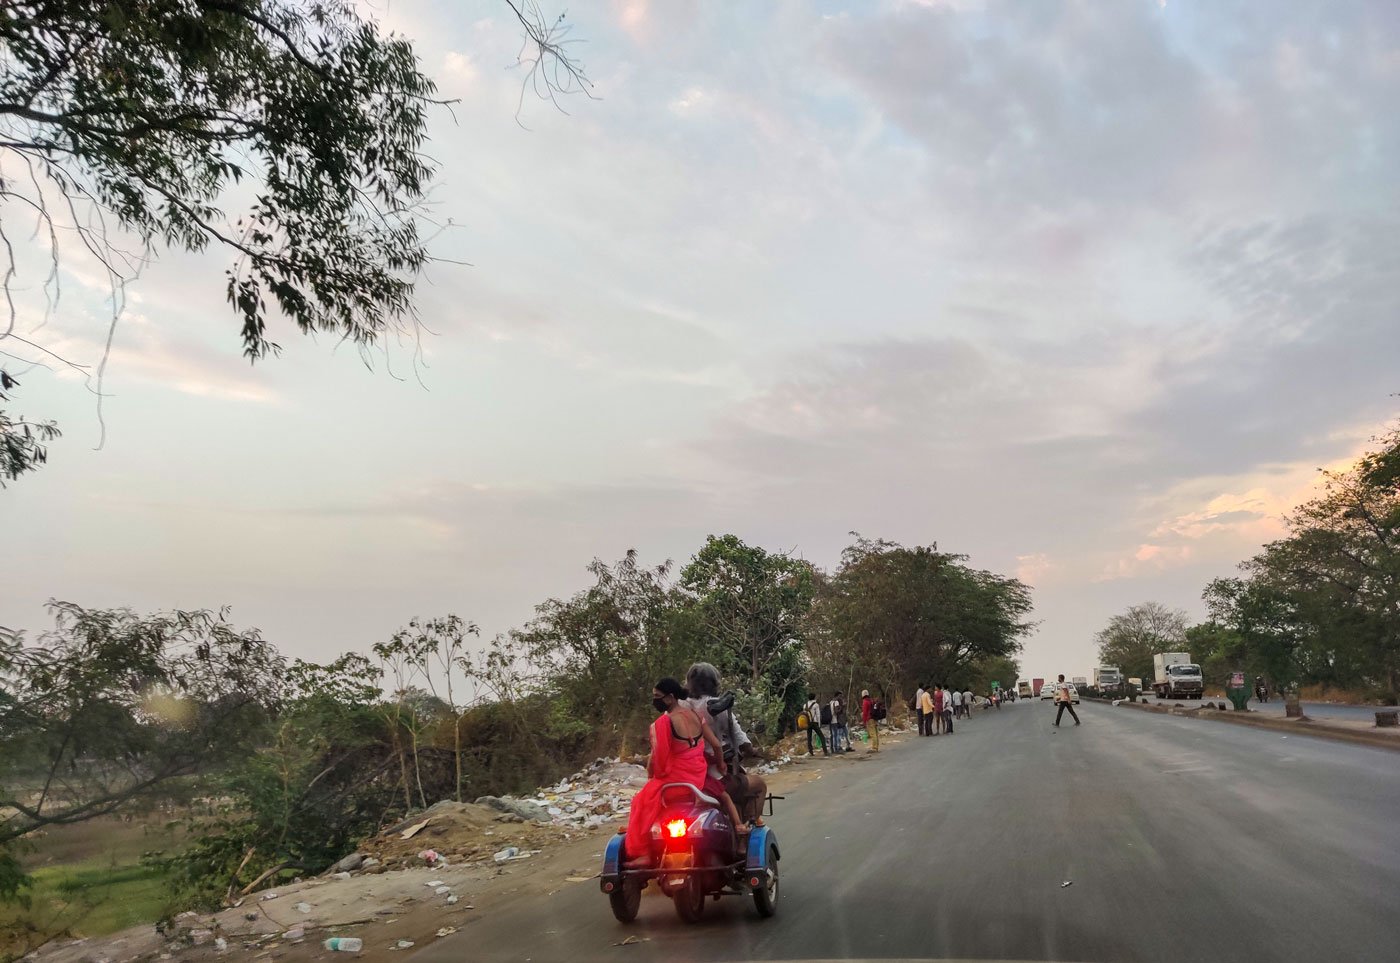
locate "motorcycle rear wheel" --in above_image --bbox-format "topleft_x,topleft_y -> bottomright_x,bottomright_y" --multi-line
673,874 -> 705,923
609,876 -> 641,923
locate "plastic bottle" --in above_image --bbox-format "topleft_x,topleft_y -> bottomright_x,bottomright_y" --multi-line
323,937 -> 363,952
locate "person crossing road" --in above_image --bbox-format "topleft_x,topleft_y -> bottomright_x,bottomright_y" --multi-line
1053,674 -> 1081,727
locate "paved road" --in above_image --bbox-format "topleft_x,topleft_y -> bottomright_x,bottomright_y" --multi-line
415,700 -> 1400,963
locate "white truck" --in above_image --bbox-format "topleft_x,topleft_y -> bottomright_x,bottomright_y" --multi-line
1071,675 -> 1088,691
1152,652 -> 1204,699
1092,666 -> 1123,693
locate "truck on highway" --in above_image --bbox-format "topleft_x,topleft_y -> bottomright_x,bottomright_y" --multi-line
1032,677 -> 1045,697
1152,652 -> 1204,699
1092,666 -> 1123,694
1071,675 -> 1088,690
1016,680 -> 1032,699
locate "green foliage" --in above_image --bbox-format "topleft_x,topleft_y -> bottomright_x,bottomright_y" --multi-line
0,845 -> 28,905
679,535 -> 816,725
510,551 -> 709,734
0,603 -> 282,848
1194,422 -> 1400,698
163,658 -> 404,906
1094,601 -> 1189,683
1,0 -> 441,478
807,536 -> 1033,701
0,372 -> 60,486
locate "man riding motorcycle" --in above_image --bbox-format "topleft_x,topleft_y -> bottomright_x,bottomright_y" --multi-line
684,662 -> 769,825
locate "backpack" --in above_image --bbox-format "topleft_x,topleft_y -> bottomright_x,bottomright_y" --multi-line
871,700 -> 887,721
819,702 -> 833,726
796,711 -> 810,731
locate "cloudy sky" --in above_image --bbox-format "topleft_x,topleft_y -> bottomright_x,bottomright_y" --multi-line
4,0 -> 1398,682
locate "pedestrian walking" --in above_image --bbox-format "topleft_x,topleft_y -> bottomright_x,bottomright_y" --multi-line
932,684 -> 944,733
914,684 -> 925,737
1053,674 -> 1081,727
942,685 -> 955,734
950,686 -> 963,720
920,685 -> 936,736
861,689 -> 880,752
805,693 -> 830,755
830,691 -> 848,752
963,689 -> 973,717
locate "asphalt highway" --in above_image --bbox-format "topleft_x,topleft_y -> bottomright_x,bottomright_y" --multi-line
415,699 -> 1400,963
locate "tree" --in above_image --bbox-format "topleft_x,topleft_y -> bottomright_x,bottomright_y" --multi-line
164,651 -> 411,906
1193,576 -> 1304,692
0,602 -> 282,904
1242,422 -> 1400,698
678,535 -> 816,725
0,0 -> 592,482
384,616 -> 479,802
1094,602 -> 1190,683
510,550 -> 705,743
807,536 -> 1033,701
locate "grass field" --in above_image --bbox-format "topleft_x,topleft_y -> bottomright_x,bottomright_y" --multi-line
2,815 -> 185,958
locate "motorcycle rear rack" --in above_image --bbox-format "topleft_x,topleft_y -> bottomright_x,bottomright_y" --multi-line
763,793 -> 784,816
616,857 -> 746,878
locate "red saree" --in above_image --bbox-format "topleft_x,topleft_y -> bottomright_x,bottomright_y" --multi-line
624,710 -> 709,858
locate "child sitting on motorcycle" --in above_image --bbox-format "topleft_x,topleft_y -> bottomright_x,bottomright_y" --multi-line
624,679 -> 748,866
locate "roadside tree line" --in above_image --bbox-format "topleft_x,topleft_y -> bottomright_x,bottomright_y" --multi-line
1096,422 -> 1400,703
0,532 -> 1032,909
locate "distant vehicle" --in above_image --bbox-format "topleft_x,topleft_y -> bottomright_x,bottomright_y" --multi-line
1152,653 -> 1204,699
1039,682 -> 1078,704
1017,681 -> 1032,699
1127,676 -> 1143,690
1032,677 -> 1045,697
1093,666 -> 1123,693
1071,675 -> 1088,690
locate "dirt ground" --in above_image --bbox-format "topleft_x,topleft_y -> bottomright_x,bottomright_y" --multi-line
22,736 -> 909,963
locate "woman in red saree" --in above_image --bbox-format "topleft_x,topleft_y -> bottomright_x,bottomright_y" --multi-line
623,678 -> 713,865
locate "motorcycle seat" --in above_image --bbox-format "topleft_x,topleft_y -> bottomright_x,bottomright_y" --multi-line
659,782 -> 720,808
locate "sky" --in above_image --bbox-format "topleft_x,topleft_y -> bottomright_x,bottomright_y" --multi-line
3,0 -> 1399,683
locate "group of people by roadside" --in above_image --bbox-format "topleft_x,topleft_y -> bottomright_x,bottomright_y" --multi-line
802,689 -> 882,756
913,683 -> 976,736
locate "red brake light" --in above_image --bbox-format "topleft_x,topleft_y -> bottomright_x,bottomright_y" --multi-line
666,818 -> 688,838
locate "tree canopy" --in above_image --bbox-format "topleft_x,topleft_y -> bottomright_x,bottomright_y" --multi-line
1094,601 -> 1189,683
2,0 -> 442,481
806,536 -> 1033,699
1190,422 -> 1400,698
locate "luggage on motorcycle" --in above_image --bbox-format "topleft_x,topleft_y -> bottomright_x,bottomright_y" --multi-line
819,703 -> 833,726
707,691 -> 736,717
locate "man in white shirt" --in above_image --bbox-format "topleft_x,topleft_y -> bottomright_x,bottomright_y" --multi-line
963,689 -> 974,718
942,686 -> 955,734
949,687 -> 962,720
1053,674 -> 1081,727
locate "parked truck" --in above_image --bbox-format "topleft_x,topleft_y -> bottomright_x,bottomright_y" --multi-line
1092,666 -> 1123,694
1071,675 -> 1088,690
1032,677 -> 1045,697
1152,653 -> 1204,699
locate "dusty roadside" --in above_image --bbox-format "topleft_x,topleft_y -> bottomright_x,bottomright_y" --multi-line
23,731 -> 910,963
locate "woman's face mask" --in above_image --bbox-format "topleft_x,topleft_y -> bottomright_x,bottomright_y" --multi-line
652,696 -> 669,714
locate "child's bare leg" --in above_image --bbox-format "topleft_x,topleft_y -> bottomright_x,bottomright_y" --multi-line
720,791 -> 746,829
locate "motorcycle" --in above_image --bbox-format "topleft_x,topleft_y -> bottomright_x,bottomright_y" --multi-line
599,692 -> 781,923
1255,681 -> 1269,703
599,783 -> 780,923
